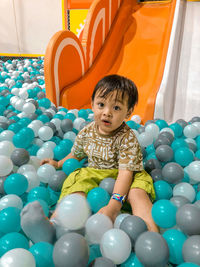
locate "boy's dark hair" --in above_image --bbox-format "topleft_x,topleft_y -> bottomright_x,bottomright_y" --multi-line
91,74 -> 138,110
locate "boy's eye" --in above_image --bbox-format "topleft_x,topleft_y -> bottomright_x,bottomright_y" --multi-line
114,106 -> 120,111
98,102 -> 104,108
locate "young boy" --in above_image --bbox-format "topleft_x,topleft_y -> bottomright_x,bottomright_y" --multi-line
21,74 -> 158,244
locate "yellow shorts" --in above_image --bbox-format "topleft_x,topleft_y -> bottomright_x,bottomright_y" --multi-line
59,167 -> 155,202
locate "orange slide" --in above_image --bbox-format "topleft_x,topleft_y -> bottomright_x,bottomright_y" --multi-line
44,0 -> 176,124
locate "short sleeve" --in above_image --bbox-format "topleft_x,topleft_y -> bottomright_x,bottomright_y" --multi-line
71,129 -> 87,160
118,130 -> 143,171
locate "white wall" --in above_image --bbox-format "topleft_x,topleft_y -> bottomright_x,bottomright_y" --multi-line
0,0 -> 64,56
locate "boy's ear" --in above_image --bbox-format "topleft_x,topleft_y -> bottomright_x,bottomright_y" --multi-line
91,101 -> 94,111
126,108 -> 133,119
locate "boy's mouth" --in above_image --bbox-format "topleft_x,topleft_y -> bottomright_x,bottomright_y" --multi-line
102,119 -> 111,125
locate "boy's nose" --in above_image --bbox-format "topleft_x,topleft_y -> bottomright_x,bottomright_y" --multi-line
103,108 -> 112,117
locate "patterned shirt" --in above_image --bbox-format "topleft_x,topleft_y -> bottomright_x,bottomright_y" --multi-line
71,121 -> 144,171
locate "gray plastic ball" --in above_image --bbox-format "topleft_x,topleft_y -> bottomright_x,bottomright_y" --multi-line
154,136 -> 171,149
37,91 -> 46,99
155,145 -> 174,162
60,119 -> 73,133
0,177 -> 6,194
99,178 -> 116,195
182,235 -> 200,265
150,168 -> 163,182
11,148 -> 30,167
162,162 -> 184,184
45,122 -> 57,133
0,122 -> 8,130
120,215 -> 148,247
135,231 -> 169,267
176,119 -> 188,128
48,170 -> 66,192
176,204 -> 200,235
53,233 -> 89,267
170,196 -> 190,208
158,131 -> 174,143
91,257 -> 116,267
144,159 -> 162,173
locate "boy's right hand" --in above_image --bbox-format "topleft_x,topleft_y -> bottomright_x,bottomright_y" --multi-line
40,158 -> 59,168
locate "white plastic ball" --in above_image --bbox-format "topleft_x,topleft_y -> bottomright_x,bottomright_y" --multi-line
100,228 -> 132,264
0,140 -> 15,156
0,155 -> 13,176
0,248 -> 36,267
0,194 -> 23,211
23,102 -> 36,114
37,164 -> 56,183
38,126 -> 53,141
57,194 -> 91,230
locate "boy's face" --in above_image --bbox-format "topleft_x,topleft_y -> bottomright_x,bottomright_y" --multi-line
92,90 -> 132,135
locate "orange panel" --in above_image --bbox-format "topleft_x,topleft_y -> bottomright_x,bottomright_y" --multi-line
59,0 -> 176,123
67,0 -> 93,9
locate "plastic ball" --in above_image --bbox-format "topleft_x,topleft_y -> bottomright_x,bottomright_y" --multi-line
22,102 -> 36,114
0,194 -> 23,211
138,132 -> 154,148
174,147 -> 194,167
155,145 -> 174,162
38,125 -> 53,141
135,231 -> 169,267
62,158 -> 82,176
163,229 -> 187,265
187,161 -> 200,183
100,229 -> 132,265
23,171 -> 40,192
0,155 -> 13,176
120,215 -> 148,247
183,124 -> 198,139
176,204 -> 200,235
85,213 -> 113,244
151,199 -> 177,228
36,146 -> 54,160
63,131 -> 77,143
37,164 -> 56,184
0,248 -> 36,267
155,119 -> 169,130
56,194 -> 91,230
27,186 -> 50,204
0,232 -> 29,257
145,123 -> 160,140
73,117 -> 85,131
169,123 -> 183,138
154,180 -> 173,200
120,252 -> 143,267
170,195 -> 190,208
182,235 -> 200,266
53,233 -> 89,267
29,242 -> 54,267
162,162 -> 184,184
4,173 -> 28,196
114,213 -> 131,229
173,182 -> 196,202
0,207 -> 21,234
10,148 -> 30,167
99,177 -> 116,195
87,187 -> 110,213
60,118 -> 73,133
0,140 -> 15,156
48,170 -> 67,192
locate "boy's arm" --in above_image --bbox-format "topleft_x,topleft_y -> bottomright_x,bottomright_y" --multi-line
40,152 -> 82,168
98,169 -> 134,222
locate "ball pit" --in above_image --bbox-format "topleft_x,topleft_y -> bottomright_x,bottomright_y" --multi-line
0,58 -> 200,266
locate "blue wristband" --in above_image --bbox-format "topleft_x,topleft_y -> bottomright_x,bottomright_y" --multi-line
111,193 -> 126,205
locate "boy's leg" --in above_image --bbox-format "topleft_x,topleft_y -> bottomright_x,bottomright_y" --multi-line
20,201 -> 56,244
21,191 -> 86,244
127,188 -> 159,232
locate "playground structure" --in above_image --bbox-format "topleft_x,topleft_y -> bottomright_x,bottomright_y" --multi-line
44,0 -> 200,124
